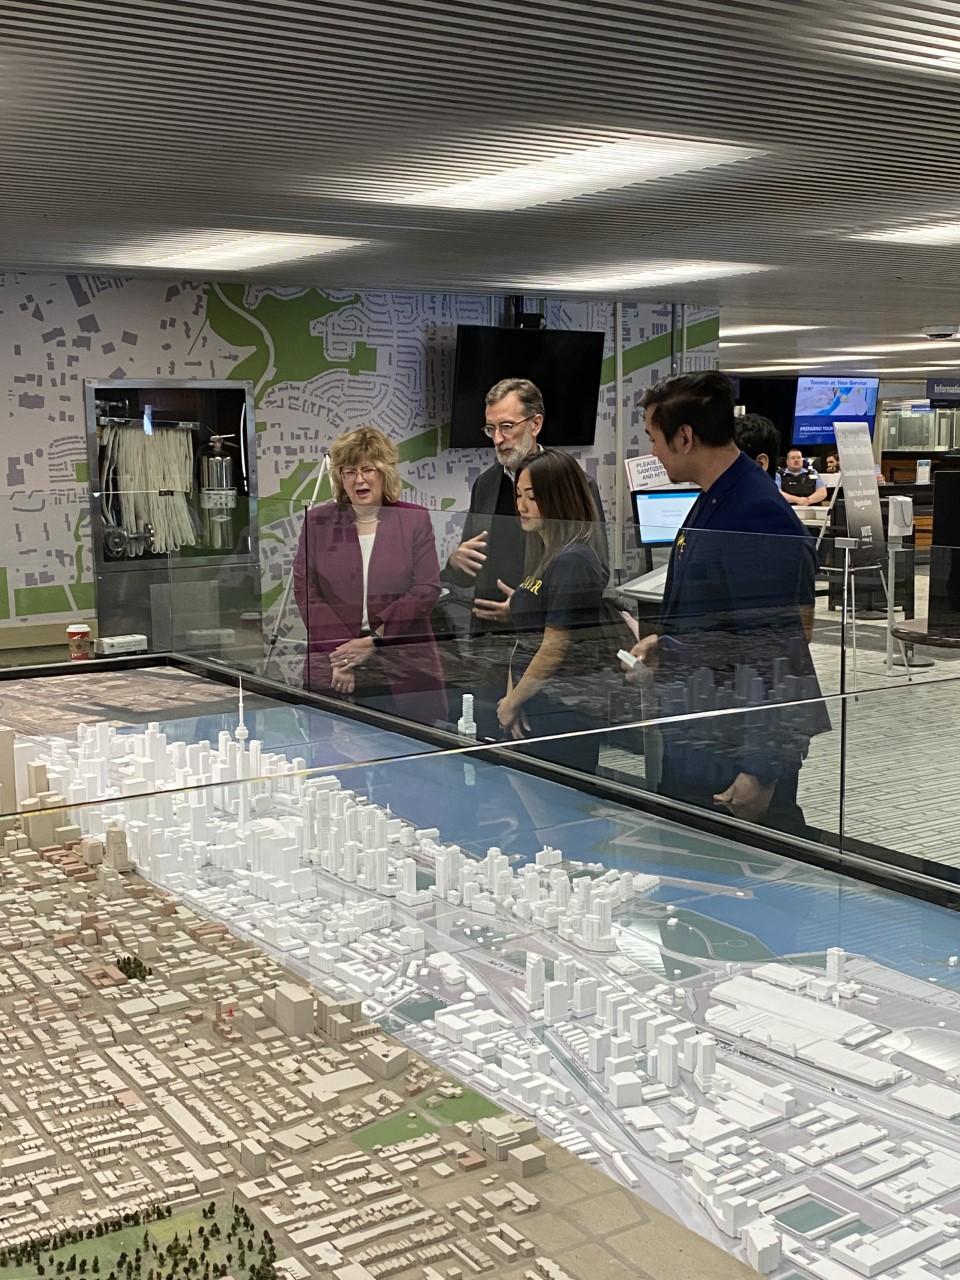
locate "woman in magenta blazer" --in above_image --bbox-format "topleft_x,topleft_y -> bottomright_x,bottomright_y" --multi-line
293,426 -> 448,725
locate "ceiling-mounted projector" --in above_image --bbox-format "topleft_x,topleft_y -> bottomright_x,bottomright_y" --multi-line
921,324 -> 960,339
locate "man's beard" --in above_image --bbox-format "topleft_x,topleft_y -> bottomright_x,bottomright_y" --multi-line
497,430 -> 536,473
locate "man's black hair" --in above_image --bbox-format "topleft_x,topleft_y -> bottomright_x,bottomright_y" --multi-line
641,370 -> 736,446
735,413 -> 781,472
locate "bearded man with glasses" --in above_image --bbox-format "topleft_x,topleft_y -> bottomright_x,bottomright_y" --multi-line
443,376 -> 606,743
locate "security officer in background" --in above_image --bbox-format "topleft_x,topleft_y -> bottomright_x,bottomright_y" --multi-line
779,447 -> 827,506
444,376 -> 606,741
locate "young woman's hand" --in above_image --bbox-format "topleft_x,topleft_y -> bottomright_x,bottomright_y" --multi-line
497,694 -> 530,740
472,579 -> 515,623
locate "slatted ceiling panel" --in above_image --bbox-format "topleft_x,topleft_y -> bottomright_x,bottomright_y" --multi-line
4,1 -> 960,369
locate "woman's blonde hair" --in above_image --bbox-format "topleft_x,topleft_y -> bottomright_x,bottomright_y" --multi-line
329,425 -> 402,504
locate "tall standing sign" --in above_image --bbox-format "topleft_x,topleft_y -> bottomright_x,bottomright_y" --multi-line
834,422 -> 885,567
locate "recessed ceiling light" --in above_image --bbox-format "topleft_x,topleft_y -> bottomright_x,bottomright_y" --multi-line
796,353 -> 883,364
842,365 -> 946,374
720,324 -> 824,337
729,365 -> 821,374
797,26 -> 960,80
385,136 -> 760,210
102,231 -> 366,270
854,221 -> 960,246
729,362 -> 812,371
521,260 -> 772,292
730,357 -> 868,370
836,340 -> 960,354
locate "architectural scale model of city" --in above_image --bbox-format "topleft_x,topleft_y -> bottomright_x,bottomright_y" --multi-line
7,693 -> 960,1280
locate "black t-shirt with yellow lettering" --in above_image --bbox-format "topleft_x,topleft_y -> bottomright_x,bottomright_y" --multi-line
508,542 -> 605,689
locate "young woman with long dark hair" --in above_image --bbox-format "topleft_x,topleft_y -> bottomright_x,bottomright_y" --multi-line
474,448 -> 606,772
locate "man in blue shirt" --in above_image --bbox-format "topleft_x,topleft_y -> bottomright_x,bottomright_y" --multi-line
624,372 -> 829,832
780,448 -> 827,506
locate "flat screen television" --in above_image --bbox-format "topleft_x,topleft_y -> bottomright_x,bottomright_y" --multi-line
792,375 -> 880,446
449,325 -> 605,447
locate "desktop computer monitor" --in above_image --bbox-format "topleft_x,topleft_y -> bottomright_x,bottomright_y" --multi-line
632,488 -> 700,548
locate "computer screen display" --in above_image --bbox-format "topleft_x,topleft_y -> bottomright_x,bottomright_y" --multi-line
632,488 -> 700,547
793,375 -> 880,446
449,325 -> 604,447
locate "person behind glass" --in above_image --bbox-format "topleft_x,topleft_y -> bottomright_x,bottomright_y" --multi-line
443,377 -> 606,741
736,413 -> 815,642
824,451 -> 841,474
735,413 -> 782,486
472,449 -> 606,773
622,372 -> 829,833
292,426 -> 447,723
780,447 -> 827,506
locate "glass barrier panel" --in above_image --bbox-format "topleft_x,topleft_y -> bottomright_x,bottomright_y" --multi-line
269,508 -> 827,735
166,501 -> 845,847
840,674 -> 960,878
88,461 -> 257,654
0,660 -> 447,817
164,558 -> 265,672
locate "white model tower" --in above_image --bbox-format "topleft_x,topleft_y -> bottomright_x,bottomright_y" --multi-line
235,677 -> 248,746
826,946 -> 845,984
235,678 -> 250,828
457,693 -> 476,739
525,953 -> 546,1008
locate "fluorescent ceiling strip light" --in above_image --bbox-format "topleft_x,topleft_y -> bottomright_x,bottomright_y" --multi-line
103,231 -> 366,270
729,365 -> 824,374
836,340 -> 960,355
720,324 -> 824,337
386,136 -> 760,210
731,357 -> 870,370
854,221 -> 960,245
520,260 -> 772,292
793,353 -> 883,364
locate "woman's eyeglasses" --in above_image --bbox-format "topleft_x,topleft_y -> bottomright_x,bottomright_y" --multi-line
340,465 -> 379,481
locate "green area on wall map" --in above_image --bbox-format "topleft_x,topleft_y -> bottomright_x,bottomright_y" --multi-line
205,283 -> 377,408
72,582 -> 95,611
258,460 -> 330,531
258,425 -> 456,538
0,570 -> 9,621
12,579 -> 92,617
599,315 -> 720,385
14,585 -> 71,616
74,460 -> 89,483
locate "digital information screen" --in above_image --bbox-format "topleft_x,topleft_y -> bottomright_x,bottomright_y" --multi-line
632,489 -> 699,547
793,376 -> 879,446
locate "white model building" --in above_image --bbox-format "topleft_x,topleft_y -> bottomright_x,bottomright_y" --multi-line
457,693 -> 477,738
525,953 -> 546,1008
